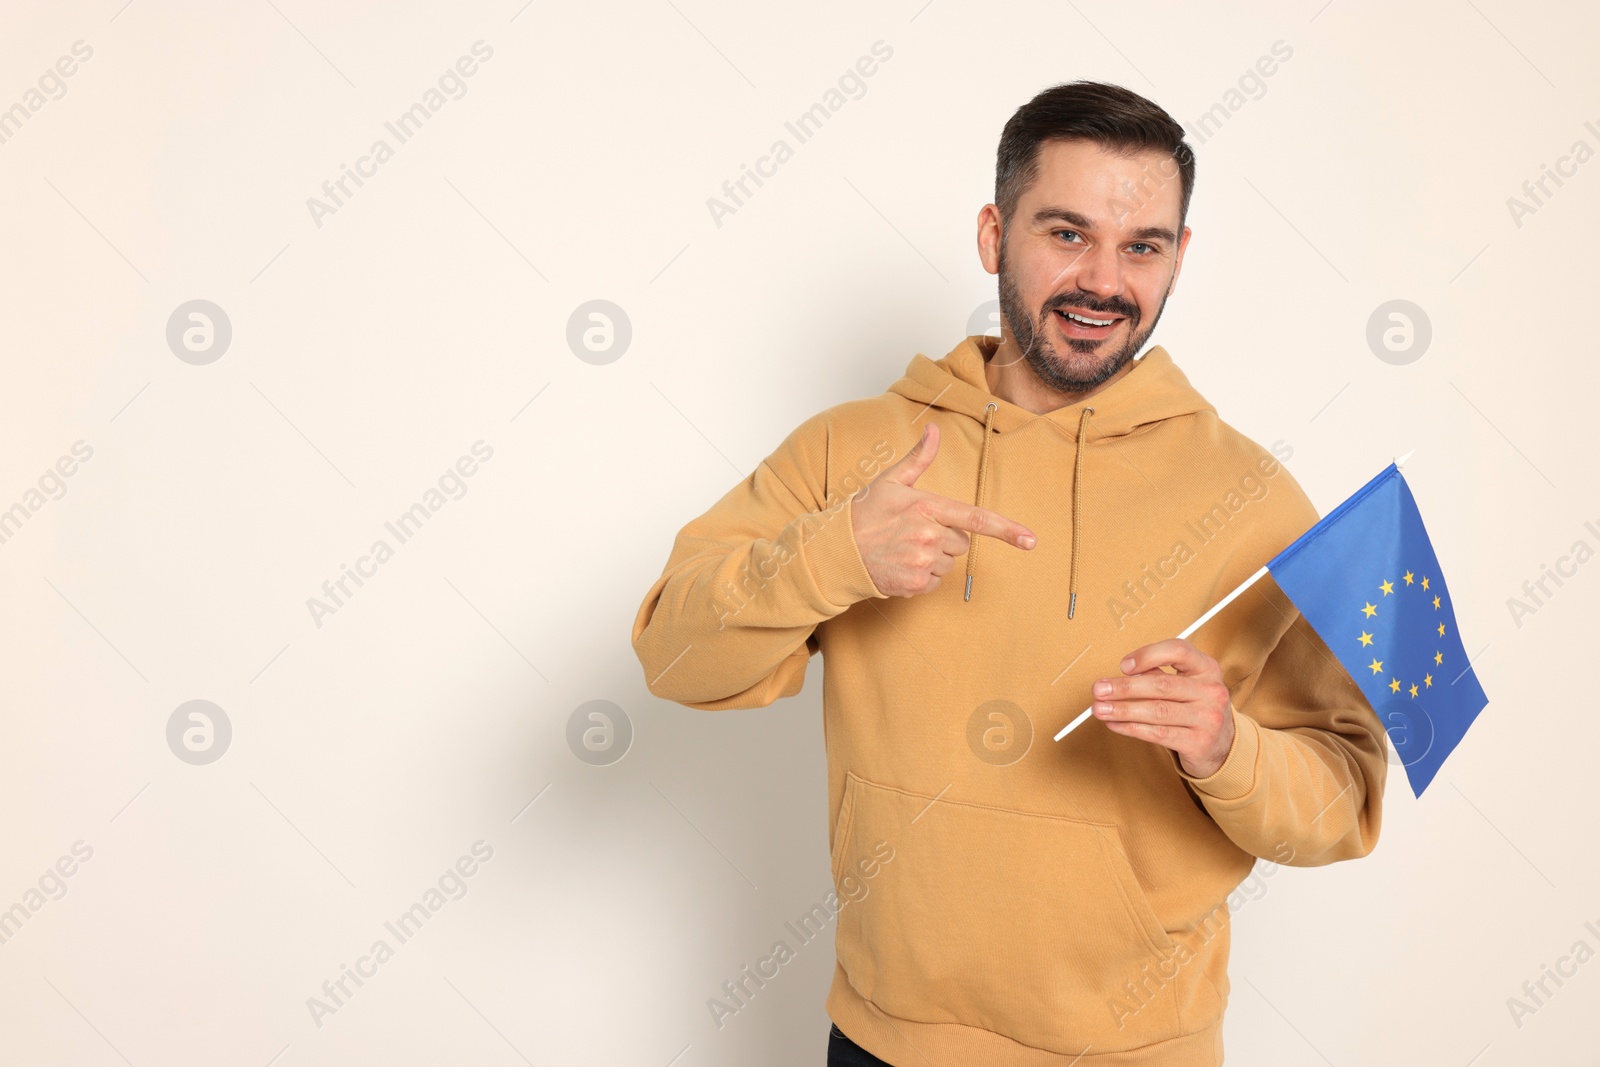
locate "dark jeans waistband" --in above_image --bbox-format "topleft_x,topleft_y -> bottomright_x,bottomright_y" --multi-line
827,1022 -> 898,1067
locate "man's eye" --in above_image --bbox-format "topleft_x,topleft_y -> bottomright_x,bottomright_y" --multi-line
1054,230 -> 1083,244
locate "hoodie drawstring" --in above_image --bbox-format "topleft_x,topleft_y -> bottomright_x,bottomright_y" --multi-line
1068,406 -> 1093,619
963,403 -> 998,603
964,404 -> 1094,620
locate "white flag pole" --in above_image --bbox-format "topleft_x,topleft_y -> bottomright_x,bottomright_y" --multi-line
1053,450 -> 1416,742
1053,565 -> 1270,741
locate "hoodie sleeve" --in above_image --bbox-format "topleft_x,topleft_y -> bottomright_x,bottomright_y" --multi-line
1169,470 -> 1390,868
631,411 -> 889,710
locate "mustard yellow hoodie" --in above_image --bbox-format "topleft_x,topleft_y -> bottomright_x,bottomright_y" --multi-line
632,334 -> 1388,1066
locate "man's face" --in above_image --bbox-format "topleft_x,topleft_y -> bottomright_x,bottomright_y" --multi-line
988,139 -> 1191,394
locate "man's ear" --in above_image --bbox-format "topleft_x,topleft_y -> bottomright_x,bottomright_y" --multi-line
1171,223 -> 1196,294
976,204 -> 1004,275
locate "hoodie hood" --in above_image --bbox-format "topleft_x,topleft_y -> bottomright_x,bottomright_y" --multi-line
888,334 -> 1215,616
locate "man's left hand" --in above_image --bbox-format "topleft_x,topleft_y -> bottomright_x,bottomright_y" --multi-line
1091,639 -> 1236,778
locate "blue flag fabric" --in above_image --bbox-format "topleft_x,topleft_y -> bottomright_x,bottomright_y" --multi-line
1266,463 -> 1489,798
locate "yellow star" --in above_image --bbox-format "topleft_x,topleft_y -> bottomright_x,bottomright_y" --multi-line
1403,571 -> 1415,585
1438,623 -> 1446,636
1389,677 -> 1402,693
1424,674 -> 1433,688
1359,631 -> 1374,647
1409,683 -> 1419,698
1433,595 -> 1441,609
1434,651 -> 1443,665
1362,602 -> 1378,618
1422,576 -> 1430,590
1380,580 -> 1395,596
1369,658 -> 1384,674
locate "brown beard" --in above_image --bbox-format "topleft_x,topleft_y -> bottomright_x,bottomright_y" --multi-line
995,234 -> 1170,395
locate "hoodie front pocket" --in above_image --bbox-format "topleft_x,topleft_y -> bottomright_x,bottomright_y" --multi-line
831,771 -> 1184,1055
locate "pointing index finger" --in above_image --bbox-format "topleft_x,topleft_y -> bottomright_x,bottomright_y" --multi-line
923,493 -> 1037,550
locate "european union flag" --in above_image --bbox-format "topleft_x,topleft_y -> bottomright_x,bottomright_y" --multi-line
1267,463 -> 1490,797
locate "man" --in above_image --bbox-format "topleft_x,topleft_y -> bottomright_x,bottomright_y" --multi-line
632,81 -> 1387,1066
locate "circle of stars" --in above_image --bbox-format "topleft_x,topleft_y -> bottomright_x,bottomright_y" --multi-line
1358,569 -> 1444,699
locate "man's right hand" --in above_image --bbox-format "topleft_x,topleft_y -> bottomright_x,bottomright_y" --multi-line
848,422 -> 1037,598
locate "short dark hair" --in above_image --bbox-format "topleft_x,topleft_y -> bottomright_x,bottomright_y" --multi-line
995,80 -> 1195,230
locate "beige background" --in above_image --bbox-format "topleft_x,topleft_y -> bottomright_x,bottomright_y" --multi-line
0,0 -> 1594,1063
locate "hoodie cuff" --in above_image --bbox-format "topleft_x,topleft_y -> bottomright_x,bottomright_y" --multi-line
1174,706 -> 1260,802
802,494 -> 886,608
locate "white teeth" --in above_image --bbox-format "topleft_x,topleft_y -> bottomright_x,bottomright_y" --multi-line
1063,311 -> 1114,326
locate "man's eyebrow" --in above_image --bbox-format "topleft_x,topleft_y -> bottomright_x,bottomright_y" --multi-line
1031,207 -> 1177,245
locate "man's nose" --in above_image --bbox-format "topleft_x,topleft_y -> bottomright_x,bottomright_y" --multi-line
1073,241 -> 1124,298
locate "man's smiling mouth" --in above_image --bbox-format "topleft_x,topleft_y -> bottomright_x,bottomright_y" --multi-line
1053,307 -> 1126,336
